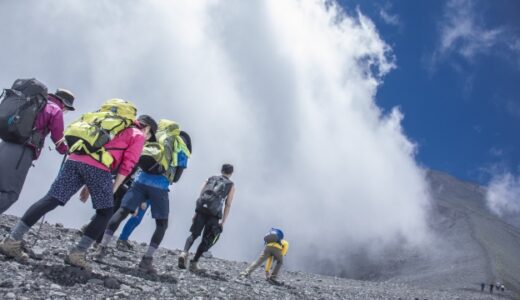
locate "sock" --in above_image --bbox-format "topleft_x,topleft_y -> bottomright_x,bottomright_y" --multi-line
100,230 -> 114,247
76,235 -> 94,252
145,244 -> 158,258
10,221 -> 30,241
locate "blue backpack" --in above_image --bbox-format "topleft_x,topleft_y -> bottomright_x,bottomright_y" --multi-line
264,228 -> 284,244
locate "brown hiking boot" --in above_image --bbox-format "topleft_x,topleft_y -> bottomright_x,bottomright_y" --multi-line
0,238 -> 28,262
178,251 -> 188,269
64,248 -> 91,271
138,256 -> 157,274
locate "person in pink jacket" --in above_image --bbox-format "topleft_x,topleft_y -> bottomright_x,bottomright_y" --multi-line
0,114 -> 157,271
0,89 -> 75,215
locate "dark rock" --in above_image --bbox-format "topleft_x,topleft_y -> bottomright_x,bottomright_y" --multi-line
0,280 -> 14,288
104,277 -> 120,289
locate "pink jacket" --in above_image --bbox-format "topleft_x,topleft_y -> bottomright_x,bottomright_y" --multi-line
32,95 -> 68,159
69,127 -> 146,176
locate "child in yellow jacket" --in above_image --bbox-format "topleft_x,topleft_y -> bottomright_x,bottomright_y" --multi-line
240,228 -> 289,283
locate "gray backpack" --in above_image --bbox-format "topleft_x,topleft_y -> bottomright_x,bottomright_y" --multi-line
196,175 -> 233,218
0,78 -> 48,146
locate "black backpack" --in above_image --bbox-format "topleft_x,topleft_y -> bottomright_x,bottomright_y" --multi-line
196,175 -> 233,218
0,78 -> 48,146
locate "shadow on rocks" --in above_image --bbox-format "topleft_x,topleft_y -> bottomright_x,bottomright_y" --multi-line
96,261 -> 178,284
32,264 -> 120,289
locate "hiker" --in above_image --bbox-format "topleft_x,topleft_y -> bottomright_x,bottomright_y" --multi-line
240,228 -> 289,284
95,120 -> 192,274
178,163 -> 236,272
0,79 -> 75,214
480,283 -> 485,292
0,99 -> 152,271
490,283 -> 494,293
115,130 -> 192,251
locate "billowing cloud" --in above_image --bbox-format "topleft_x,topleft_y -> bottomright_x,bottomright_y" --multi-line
486,172 -> 520,216
0,0 -> 432,276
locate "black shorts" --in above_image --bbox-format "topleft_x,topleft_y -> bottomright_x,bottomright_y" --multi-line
190,212 -> 220,238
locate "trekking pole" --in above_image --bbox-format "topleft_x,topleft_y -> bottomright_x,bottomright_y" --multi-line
31,154 -> 68,247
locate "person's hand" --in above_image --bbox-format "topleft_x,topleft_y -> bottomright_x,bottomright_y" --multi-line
79,186 -> 90,203
218,220 -> 224,230
132,209 -> 139,216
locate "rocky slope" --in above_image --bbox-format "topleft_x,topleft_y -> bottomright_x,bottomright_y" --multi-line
0,214 -> 516,300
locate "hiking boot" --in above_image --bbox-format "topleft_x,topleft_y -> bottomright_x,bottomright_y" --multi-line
138,256 -> 157,274
188,259 -> 202,273
239,271 -> 250,278
268,277 -> 283,286
92,245 -> 109,262
116,240 -> 133,251
64,248 -> 91,271
0,238 -> 28,262
178,251 -> 188,269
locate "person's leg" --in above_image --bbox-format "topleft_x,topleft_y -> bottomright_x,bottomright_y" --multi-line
138,218 -> 168,274
0,143 -> 34,214
145,187 -> 170,253
10,195 -> 61,240
146,218 -> 168,257
242,247 -> 270,276
190,216 -> 221,271
178,213 -> 205,269
7,159 -> 84,241
268,248 -> 284,280
1,160 -> 84,260
119,204 -> 147,241
192,216 -> 221,262
99,183 -> 147,247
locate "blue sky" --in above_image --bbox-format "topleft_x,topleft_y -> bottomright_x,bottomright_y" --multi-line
338,0 -> 520,184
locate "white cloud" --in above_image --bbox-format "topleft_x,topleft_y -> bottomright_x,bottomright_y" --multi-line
432,0 -> 519,67
0,0 -> 433,276
379,7 -> 400,27
486,172 -> 520,217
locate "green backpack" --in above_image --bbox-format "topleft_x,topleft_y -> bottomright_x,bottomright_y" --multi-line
64,99 -> 137,168
139,119 -> 191,182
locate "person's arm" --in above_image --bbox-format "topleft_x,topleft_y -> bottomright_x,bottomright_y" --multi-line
114,129 -> 146,192
219,185 -> 235,227
113,173 -> 127,193
49,109 -> 68,154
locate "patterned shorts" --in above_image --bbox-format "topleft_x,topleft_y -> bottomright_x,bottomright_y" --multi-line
47,159 -> 113,209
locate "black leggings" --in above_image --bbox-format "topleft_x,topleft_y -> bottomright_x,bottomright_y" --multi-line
107,207 -> 133,233
150,218 -> 168,247
21,195 -> 60,227
21,195 -> 112,240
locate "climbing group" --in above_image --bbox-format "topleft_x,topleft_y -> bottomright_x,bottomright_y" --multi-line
0,78 -> 288,284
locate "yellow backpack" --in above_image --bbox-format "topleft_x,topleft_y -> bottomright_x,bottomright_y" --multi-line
139,119 -> 191,182
64,99 -> 137,168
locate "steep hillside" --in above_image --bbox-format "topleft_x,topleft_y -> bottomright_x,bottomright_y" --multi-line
0,214 -> 514,300
426,171 -> 520,295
